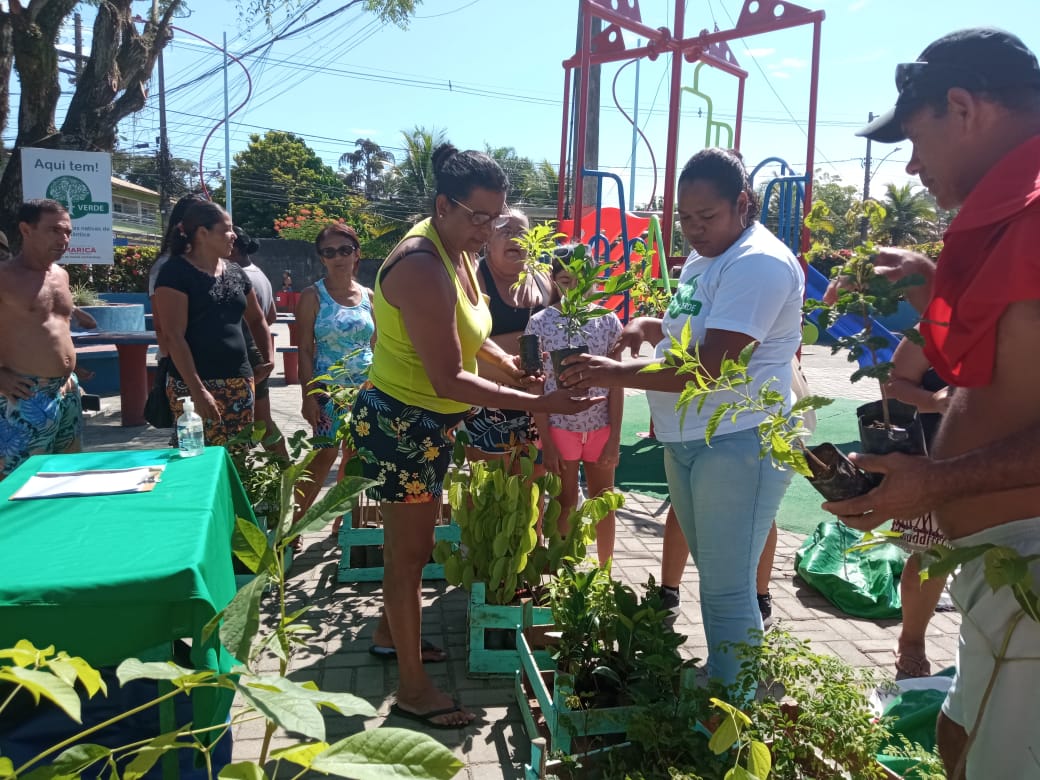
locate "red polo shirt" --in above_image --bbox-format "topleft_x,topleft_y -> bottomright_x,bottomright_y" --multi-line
922,134 -> 1040,387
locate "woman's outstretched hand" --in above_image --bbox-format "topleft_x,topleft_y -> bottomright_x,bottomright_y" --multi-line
557,353 -> 624,390
535,387 -> 605,415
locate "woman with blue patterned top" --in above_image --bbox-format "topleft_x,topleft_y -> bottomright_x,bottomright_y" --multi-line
294,223 -> 375,526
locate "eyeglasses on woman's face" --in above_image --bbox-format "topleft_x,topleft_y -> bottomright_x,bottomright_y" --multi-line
450,198 -> 511,229
319,244 -> 359,259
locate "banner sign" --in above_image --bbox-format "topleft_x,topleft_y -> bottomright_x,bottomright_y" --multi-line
21,148 -> 113,265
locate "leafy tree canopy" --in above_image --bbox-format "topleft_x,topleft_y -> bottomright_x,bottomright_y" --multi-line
213,130 -> 346,238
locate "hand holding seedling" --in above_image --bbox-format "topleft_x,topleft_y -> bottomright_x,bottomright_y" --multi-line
822,450 -> 940,526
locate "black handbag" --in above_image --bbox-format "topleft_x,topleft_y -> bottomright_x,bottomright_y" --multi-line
143,356 -> 174,429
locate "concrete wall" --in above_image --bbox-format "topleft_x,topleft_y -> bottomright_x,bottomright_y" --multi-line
250,238 -> 381,292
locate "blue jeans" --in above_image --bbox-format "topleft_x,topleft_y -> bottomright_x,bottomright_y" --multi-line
663,427 -> 792,687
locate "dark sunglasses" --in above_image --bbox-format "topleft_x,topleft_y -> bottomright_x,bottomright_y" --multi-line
319,244 -> 358,259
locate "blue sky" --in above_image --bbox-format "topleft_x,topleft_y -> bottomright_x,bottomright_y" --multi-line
29,0 -> 1039,209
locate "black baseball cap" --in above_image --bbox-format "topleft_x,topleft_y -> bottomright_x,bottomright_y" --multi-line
859,28 -> 1040,143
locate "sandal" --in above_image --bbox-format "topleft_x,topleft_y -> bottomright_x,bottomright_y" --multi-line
389,701 -> 473,730
894,649 -> 932,678
368,639 -> 448,663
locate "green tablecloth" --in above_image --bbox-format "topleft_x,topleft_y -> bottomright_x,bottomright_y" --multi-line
0,447 -> 254,734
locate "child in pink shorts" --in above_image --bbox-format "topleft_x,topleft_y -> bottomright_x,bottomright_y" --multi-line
526,253 -> 623,565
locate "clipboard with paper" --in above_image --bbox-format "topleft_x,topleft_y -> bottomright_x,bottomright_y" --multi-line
9,465 -> 166,500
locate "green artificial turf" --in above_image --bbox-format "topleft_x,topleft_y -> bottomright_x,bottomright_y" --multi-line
614,394 -> 866,536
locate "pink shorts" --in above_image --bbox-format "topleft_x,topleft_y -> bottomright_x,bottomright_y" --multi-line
548,425 -> 611,462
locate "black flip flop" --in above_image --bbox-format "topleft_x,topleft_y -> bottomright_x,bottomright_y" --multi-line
368,638 -> 448,663
389,702 -> 472,730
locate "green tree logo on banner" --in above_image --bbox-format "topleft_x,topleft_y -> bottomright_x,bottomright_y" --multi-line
46,176 -> 110,219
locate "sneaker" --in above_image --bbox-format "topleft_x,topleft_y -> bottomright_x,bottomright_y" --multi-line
660,586 -> 681,623
757,592 -> 773,629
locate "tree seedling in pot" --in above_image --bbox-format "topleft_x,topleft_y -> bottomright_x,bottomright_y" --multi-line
803,206 -> 928,496
646,324 -> 834,488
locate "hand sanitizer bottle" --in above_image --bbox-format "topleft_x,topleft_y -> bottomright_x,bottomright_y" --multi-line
176,397 -> 205,457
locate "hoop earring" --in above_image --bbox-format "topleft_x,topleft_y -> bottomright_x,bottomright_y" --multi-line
740,213 -> 748,230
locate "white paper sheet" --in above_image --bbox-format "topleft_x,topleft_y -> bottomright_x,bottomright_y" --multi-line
10,466 -> 165,500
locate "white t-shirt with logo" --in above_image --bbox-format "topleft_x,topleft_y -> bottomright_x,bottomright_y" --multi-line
646,223 -> 804,443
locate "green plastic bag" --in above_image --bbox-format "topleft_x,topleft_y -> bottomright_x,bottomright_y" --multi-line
795,520 -> 907,619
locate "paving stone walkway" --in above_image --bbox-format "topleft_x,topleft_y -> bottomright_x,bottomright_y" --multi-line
80,325 -> 958,779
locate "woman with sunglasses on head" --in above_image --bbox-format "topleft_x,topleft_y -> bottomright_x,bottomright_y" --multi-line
559,148 -> 804,689
292,223 -> 374,527
349,142 -> 602,729
463,208 -> 552,463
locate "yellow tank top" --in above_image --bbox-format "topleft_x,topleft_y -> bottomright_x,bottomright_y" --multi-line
368,219 -> 493,414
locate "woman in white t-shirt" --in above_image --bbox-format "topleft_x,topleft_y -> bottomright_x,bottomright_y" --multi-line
559,148 -> 804,687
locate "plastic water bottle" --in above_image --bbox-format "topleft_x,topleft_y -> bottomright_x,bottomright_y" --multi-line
176,397 -> 205,457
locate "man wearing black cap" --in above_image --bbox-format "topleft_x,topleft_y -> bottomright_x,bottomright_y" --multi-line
825,28 -> 1040,777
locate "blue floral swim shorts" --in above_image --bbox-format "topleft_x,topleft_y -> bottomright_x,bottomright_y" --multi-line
0,374 -> 82,478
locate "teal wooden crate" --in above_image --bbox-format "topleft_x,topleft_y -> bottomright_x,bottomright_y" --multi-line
467,582 -> 553,676
514,627 -> 638,764
337,503 -> 458,583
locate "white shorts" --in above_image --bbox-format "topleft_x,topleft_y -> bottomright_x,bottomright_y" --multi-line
942,516 -> 1040,778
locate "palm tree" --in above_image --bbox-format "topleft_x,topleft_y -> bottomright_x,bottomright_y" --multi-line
484,146 -> 559,208
880,183 -> 937,245
339,138 -> 395,201
393,126 -> 447,216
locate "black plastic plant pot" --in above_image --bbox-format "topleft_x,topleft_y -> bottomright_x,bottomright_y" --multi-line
856,399 -> 928,457
550,345 -> 588,384
856,399 -> 928,487
805,442 -> 876,502
518,334 -> 542,375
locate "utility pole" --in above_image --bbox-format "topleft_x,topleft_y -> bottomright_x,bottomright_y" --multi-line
859,111 -> 874,243
583,15 -> 602,208
151,0 -> 172,234
74,13 -> 84,78
571,7 -> 602,211
223,32 -> 233,218
628,39 -> 640,211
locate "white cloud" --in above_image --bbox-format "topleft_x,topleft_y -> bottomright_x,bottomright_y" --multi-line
779,57 -> 807,69
770,71 -> 791,79
742,47 -> 776,59
849,0 -> 869,11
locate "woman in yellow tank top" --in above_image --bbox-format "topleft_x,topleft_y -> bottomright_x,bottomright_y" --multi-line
349,143 -> 602,729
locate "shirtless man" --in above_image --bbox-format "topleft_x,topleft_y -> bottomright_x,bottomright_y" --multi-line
823,29 -> 1040,778
0,200 -> 83,478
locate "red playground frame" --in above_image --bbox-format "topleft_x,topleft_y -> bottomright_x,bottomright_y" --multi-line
557,0 -> 825,257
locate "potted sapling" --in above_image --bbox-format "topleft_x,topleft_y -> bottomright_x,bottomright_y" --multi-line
543,244 -> 637,377
513,221 -> 566,375
648,324 -> 839,492
804,235 -> 928,497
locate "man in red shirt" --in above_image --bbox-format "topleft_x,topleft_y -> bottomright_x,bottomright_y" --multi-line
824,28 -> 1040,778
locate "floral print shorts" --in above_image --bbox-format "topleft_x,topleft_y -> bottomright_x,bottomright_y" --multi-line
462,406 -> 540,456
0,373 -> 81,478
349,383 -> 468,503
166,375 -> 254,448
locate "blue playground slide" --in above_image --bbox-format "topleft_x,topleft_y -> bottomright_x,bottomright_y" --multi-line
750,157 -> 903,369
804,263 -> 899,367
